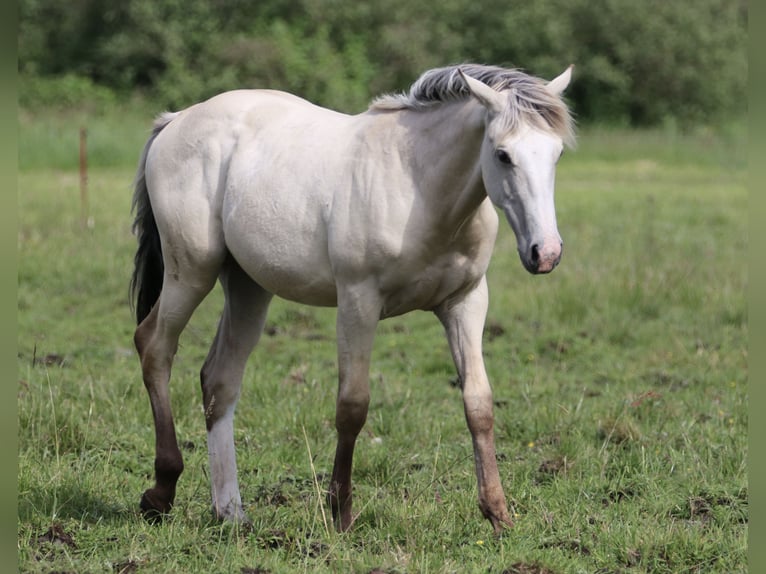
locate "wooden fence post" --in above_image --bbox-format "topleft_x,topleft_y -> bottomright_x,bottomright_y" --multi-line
79,127 -> 89,229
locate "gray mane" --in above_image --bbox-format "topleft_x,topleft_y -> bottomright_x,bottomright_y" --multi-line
371,64 -> 576,147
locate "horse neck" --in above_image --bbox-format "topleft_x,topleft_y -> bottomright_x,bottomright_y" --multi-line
367,100 -> 489,230
409,101 -> 488,222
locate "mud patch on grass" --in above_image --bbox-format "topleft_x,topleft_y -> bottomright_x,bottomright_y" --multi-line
597,416 -> 641,445
265,308 -> 327,340
32,523 -> 77,562
485,321 -> 506,341
253,474 -> 328,507
537,455 -> 573,482
670,488 -> 748,525
641,370 -> 691,391
31,345 -> 67,367
539,538 -> 591,555
601,482 -> 643,506
256,529 -> 328,559
36,523 -> 76,548
500,562 -> 558,574
113,559 -> 140,573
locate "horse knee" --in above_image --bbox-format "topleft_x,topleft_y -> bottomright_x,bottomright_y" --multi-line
335,391 -> 370,436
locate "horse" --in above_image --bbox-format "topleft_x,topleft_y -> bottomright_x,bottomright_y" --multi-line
130,63 -> 575,534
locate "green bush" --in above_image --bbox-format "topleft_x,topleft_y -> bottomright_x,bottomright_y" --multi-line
18,0 -> 747,125
18,74 -> 118,112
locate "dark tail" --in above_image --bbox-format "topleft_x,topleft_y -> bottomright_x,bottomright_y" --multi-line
129,112 -> 179,324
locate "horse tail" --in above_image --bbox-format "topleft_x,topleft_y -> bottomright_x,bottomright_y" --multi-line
129,112 -> 179,325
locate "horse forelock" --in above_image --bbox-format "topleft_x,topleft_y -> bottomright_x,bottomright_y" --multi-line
370,64 -> 576,147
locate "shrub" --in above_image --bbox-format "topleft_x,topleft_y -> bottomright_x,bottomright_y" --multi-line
18,0 -> 747,125
19,74 -> 118,113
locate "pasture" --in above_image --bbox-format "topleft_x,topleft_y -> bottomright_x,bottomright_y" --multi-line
17,108 -> 747,573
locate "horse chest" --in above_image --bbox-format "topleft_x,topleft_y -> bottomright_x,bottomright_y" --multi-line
378,251 -> 484,317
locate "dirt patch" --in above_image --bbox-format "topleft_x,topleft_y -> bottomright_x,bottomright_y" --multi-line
641,370 -> 691,391
253,484 -> 290,507
33,352 -> 67,367
32,523 -> 77,563
253,474 -> 328,507
181,440 -> 197,451
36,523 -> 76,549
539,538 -> 590,555
485,321 -> 506,341
670,489 -> 748,525
540,338 -> 571,357
501,562 -> 558,574
282,364 -> 309,385
256,529 -> 328,559
602,484 -> 642,506
113,559 -> 140,573
537,455 -> 573,481
597,416 -> 641,445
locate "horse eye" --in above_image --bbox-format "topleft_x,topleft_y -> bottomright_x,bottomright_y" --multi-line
495,149 -> 513,166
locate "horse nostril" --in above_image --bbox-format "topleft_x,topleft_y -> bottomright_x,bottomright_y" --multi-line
530,244 -> 540,266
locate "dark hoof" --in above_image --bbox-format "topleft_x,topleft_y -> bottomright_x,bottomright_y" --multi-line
140,489 -> 172,523
488,511 -> 514,536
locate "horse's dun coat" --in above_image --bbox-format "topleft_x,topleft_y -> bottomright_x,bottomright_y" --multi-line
130,63 -> 575,533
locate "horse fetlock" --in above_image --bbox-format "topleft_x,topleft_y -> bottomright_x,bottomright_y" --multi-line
478,490 -> 513,534
154,452 -> 184,482
213,501 -> 250,525
488,509 -> 514,536
327,481 -> 354,531
479,499 -> 513,534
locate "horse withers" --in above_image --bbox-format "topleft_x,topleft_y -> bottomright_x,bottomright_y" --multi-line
130,64 -> 575,534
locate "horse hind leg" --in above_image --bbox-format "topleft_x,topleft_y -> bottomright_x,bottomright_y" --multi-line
201,259 -> 273,523
135,266 -> 220,521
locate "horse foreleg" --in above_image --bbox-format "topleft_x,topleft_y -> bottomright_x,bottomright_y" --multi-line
201,262 -> 272,523
436,277 -> 512,534
328,284 -> 381,531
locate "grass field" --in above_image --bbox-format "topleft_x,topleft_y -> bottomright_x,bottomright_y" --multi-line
17,108 -> 747,573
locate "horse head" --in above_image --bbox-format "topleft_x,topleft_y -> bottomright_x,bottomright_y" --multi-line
460,66 -> 574,274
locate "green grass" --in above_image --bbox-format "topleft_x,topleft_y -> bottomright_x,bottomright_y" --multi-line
18,109 -> 747,573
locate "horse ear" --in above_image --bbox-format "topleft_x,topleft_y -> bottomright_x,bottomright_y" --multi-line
458,68 -> 505,114
546,64 -> 574,95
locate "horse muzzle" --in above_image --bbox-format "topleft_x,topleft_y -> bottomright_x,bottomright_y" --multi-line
520,240 -> 563,274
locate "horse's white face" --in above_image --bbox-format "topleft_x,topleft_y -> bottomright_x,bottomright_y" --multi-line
480,124 -> 564,274
461,68 -> 572,274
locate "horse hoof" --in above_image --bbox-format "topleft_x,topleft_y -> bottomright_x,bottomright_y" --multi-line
489,512 -> 514,536
140,489 -> 172,523
214,506 -> 252,527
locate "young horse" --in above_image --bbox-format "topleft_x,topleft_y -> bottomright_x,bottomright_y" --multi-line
130,64 -> 575,534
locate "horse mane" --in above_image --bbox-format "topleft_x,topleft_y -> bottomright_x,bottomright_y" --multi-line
370,64 -> 576,147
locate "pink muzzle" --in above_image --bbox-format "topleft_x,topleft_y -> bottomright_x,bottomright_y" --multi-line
524,238 -> 563,274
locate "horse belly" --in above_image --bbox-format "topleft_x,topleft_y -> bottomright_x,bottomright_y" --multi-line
248,263 -> 338,307
222,200 -> 338,307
